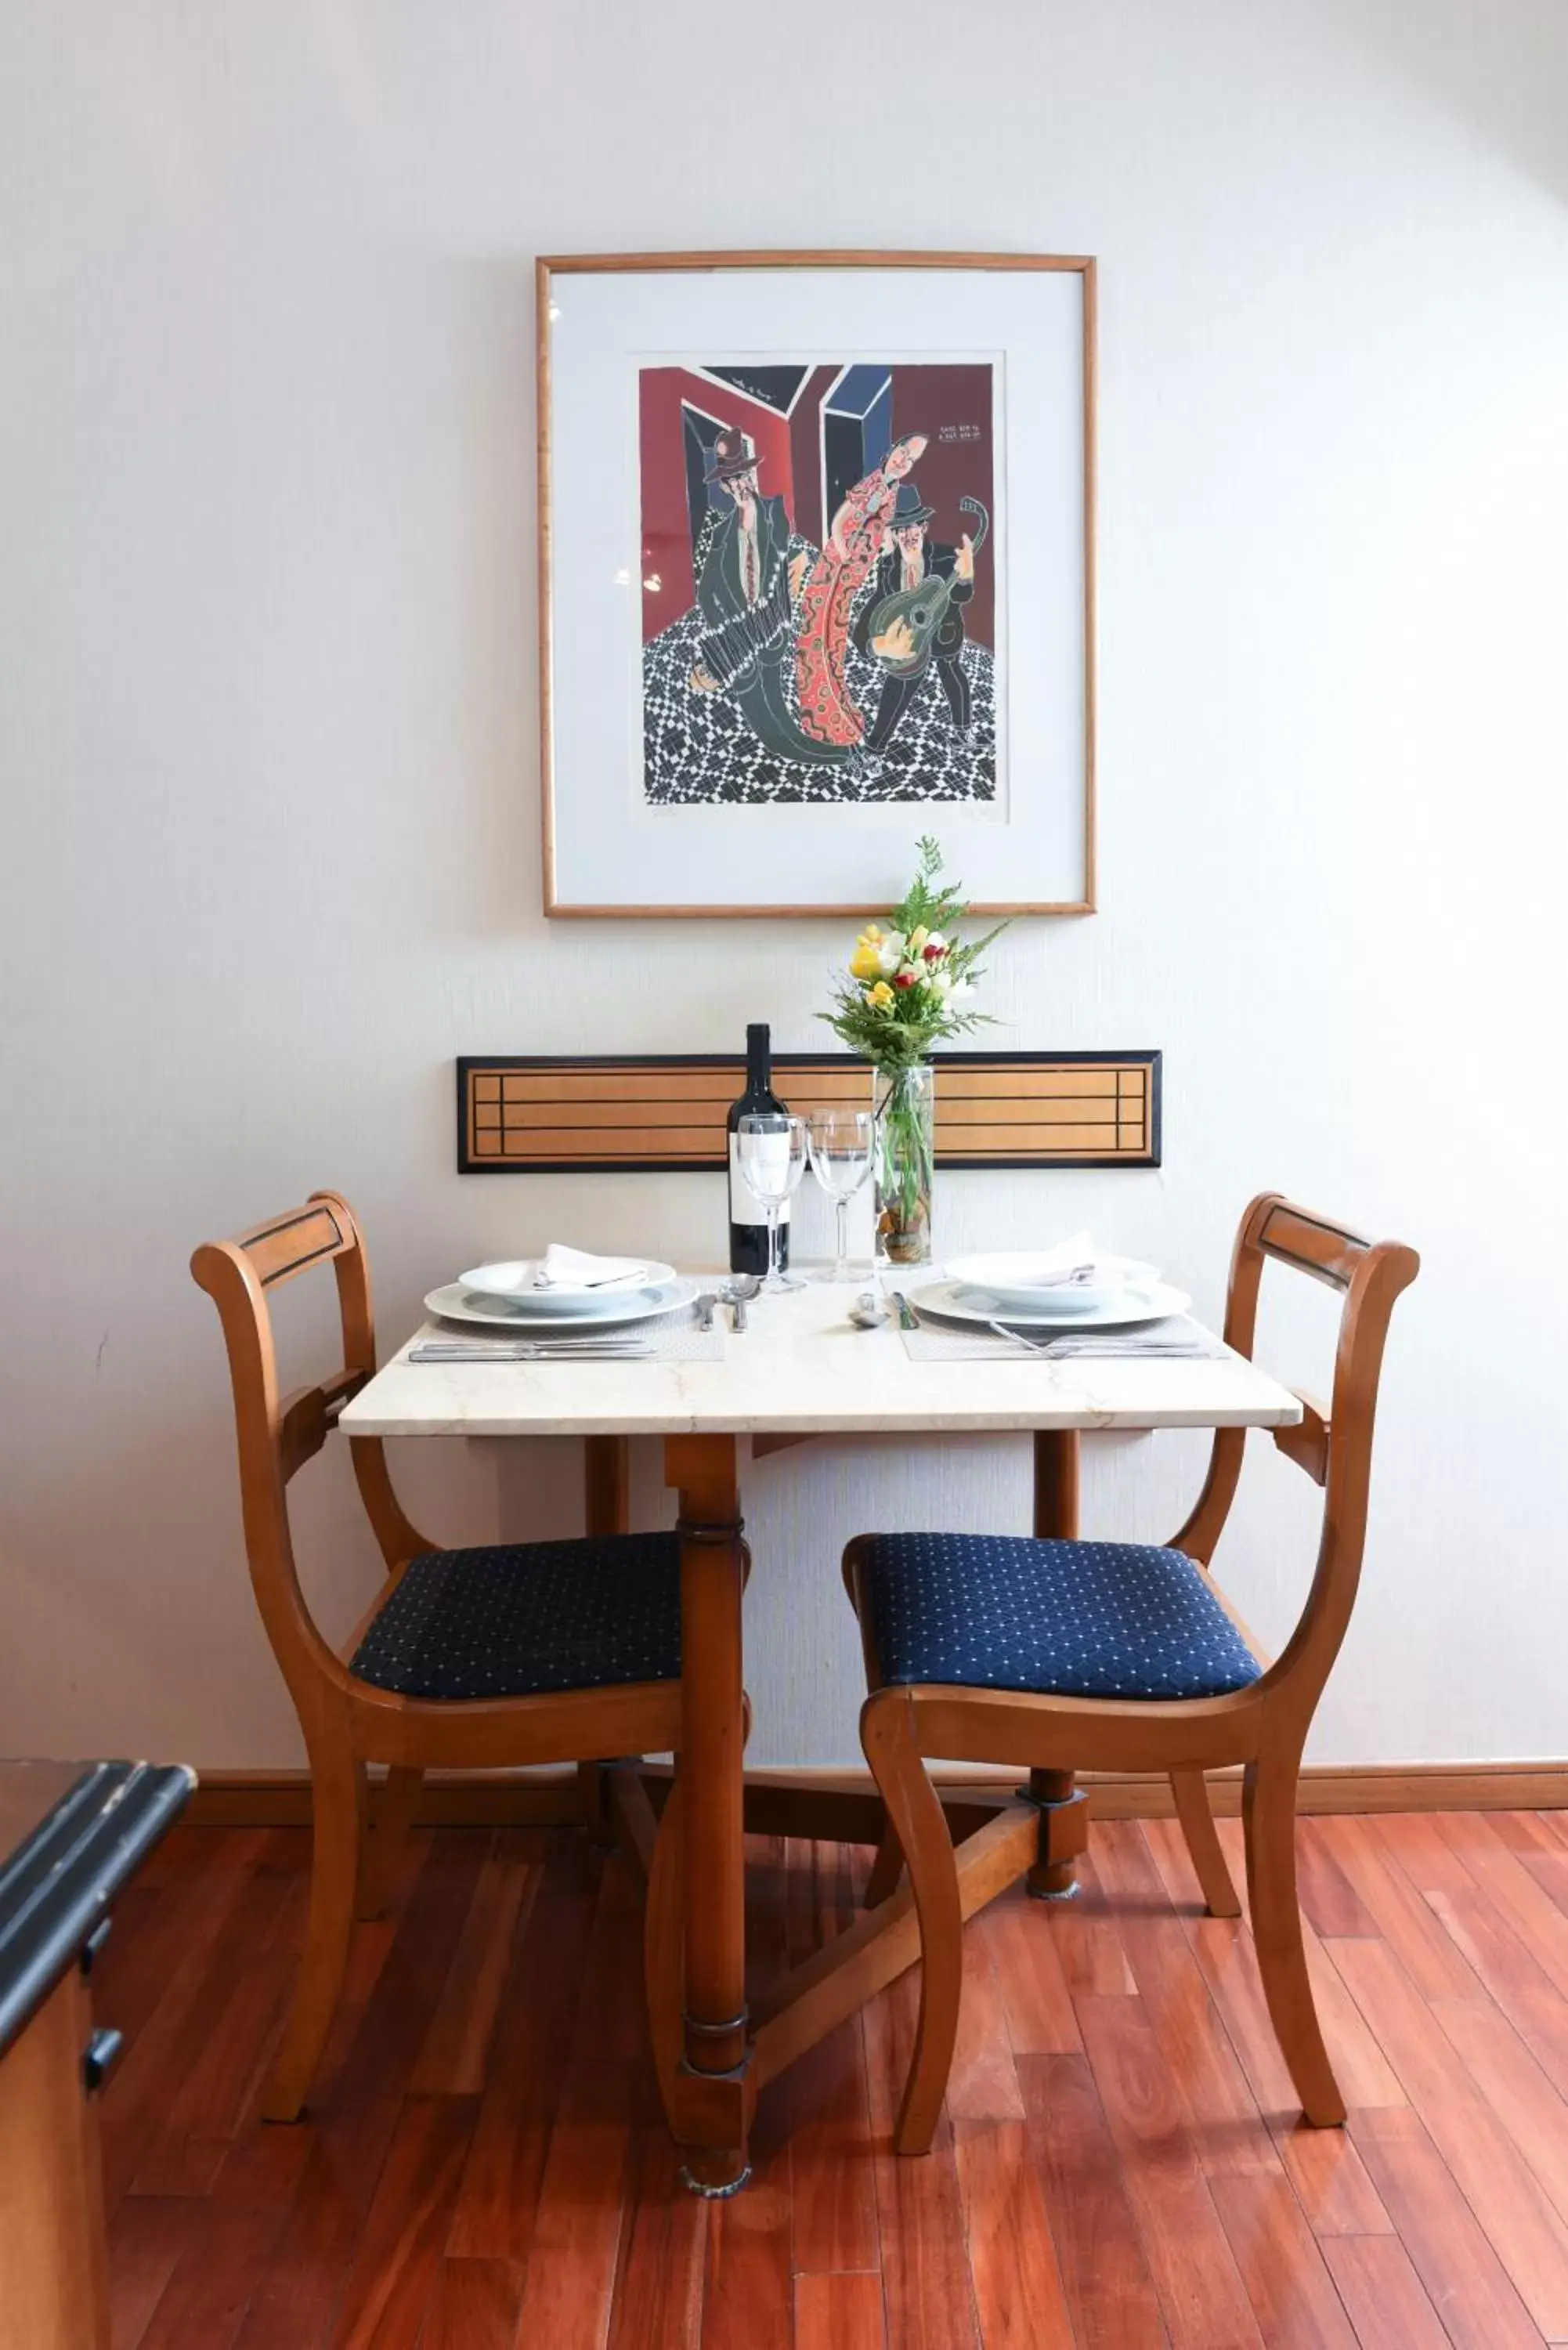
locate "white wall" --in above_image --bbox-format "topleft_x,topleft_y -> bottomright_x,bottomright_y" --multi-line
3,0 -> 1566,1773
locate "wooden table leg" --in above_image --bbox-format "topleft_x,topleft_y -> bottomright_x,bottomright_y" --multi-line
579,1436 -> 634,1831
664,1433 -> 753,2196
584,1434 -> 631,1535
1028,1430 -> 1089,1900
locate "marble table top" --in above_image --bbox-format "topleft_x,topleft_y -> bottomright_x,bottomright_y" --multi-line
340,1278 -> 1302,1441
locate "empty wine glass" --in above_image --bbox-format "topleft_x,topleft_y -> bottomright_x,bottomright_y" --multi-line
736,1113 -> 807,1292
807,1108 -> 875,1284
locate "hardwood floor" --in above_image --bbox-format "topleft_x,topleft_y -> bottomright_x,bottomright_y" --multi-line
93,1811 -> 1568,2348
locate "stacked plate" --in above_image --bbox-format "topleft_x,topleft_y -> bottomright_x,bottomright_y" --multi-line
912,1250 -> 1190,1330
426,1258 -> 697,1332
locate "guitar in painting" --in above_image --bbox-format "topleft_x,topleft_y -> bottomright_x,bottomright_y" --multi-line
866,498 -> 990,678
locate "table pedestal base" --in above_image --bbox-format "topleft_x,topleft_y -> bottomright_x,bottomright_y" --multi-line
679,2160 -> 753,2200
1024,1766 -> 1090,1900
651,1420 -> 1095,2190
1030,1428 -> 1086,1895
665,1434 -> 753,2196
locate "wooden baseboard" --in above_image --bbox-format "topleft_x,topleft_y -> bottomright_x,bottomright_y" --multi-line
1088,1762 -> 1568,1817
185,1770 -> 584,1830
183,1759 -> 1568,1832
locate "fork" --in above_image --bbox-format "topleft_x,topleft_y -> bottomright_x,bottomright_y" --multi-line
408,1340 -> 653,1363
986,1319 -> 1054,1354
985,1320 -> 1212,1359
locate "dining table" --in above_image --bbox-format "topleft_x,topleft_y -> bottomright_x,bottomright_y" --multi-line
339,1272 -> 1302,2195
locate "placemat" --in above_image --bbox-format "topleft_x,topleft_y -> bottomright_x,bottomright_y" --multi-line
408,1306 -> 726,1364
892,1311 -> 1230,1365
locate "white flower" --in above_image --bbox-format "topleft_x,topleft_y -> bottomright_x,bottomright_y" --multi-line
923,931 -> 948,957
925,966 -> 954,999
876,929 -> 906,976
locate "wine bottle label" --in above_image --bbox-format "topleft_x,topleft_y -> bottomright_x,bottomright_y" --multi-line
728,1136 -> 790,1229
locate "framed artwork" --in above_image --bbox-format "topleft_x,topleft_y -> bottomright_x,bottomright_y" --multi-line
538,251 -> 1095,918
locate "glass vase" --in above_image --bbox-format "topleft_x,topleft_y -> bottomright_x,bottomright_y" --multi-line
873,1061 -> 936,1268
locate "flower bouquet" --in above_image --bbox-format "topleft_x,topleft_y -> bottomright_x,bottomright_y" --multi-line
822,837 -> 1004,1266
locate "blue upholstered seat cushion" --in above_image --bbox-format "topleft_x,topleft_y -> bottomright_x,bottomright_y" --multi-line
858,1533 -> 1261,1701
349,1533 -> 681,1701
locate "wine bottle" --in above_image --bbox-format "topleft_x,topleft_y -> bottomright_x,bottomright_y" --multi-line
728,1023 -> 790,1276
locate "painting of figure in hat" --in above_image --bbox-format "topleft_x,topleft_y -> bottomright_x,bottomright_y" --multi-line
638,360 -> 998,807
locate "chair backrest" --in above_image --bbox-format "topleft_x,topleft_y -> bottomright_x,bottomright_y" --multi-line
190,1192 -> 427,1724
1172,1193 -> 1419,1729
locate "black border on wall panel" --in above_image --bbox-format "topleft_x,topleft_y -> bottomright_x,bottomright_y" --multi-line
456,1051 -> 1162,1176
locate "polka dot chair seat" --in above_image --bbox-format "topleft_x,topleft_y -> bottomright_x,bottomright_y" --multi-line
350,1532 -> 681,1702
858,1533 -> 1262,1702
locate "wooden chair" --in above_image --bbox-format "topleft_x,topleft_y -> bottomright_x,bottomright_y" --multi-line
843,1193 -> 1418,2153
192,1191 -> 683,2121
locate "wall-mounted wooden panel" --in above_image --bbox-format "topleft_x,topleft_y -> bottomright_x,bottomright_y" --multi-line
457,1053 -> 1160,1174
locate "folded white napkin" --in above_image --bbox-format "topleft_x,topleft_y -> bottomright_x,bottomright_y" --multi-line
999,1231 -> 1159,1289
533,1242 -> 649,1290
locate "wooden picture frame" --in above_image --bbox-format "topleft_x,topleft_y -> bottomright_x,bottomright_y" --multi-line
537,251 -> 1097,919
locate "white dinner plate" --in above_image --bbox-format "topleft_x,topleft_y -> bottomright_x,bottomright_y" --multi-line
459,1258 -> 677,1314
944,1251 -> 1159,1313
425,1277 -> 697,1332
907,1278 -> 1193,1331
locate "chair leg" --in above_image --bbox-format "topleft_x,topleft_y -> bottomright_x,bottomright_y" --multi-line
266,1750 -> 365,2122
356,1764 -> 423,1922
865,1823 -> 905,1908
644,1772 -> 684,2123
861,1692 -> 963,2156
1242,1756 -> 1345,2127
605,1762 -> 659,1885
577,1759 -> 614,1844
1170,1766 -> 1241,1918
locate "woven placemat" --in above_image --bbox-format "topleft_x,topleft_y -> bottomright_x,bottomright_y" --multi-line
410,1306 -> 726,1363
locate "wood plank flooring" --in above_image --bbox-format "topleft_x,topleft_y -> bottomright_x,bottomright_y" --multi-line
92,1811 -> 1568,2348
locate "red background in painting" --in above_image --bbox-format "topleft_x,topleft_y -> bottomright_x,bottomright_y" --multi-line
889,363 -> 995,649
638,361 -> 995,648
638,370 -> 795,644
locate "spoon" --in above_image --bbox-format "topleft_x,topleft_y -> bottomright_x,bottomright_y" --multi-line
718,1274 -> 760,1332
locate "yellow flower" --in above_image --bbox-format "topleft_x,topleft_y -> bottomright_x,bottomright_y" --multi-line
866,980 -> 895,1010
908,924 -> 929,953
849,942 -> 882,981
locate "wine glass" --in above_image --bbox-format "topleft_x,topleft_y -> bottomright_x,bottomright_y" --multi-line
807,1108 -> 875,1284
736,1114 -> 807,1293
